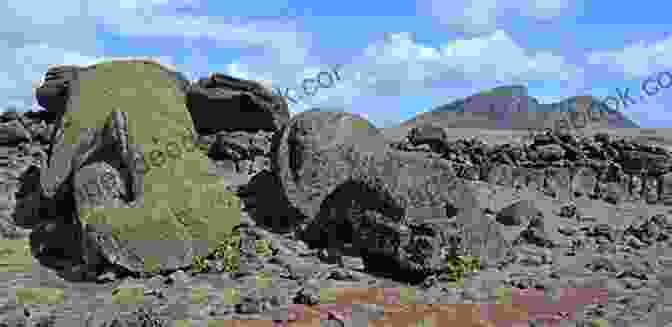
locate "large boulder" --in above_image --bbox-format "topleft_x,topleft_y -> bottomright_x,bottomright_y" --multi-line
272,108 -> 392,222
35,65 -> 81,119
407,124 -> 446,151
37,59 -> 242,276
186,73 -> 290,134
495,200 -> 543,227
272,109 -> 510,278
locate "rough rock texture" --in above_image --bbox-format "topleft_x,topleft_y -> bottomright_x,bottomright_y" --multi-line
271,108 -> 391,222
34,65 -> 81,120
186,73 -> 290,134
408,124 -> 446,152
272,109 -> 511,279
495,200 -> 542,226
0,121 -> 31,146
29,59 -> 244,277
391,127 -> 672,206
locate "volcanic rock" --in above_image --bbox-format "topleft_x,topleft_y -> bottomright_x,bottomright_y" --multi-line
0,120 -> 31,145
660,172 -> 672,205
495,200 -> 543,227
186,73 -> 290,134
408,124 -> 446,151
272,109 -> 510,278
35,65 -> 81,121
536,144 -> 565,161
35,59 -> 243,276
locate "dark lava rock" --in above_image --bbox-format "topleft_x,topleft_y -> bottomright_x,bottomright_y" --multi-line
271,108 -> 391,223
186,73 -> 290,134
408,124 -> 446,151
0,120 -> 31,145
496,200 -> 543,227
35,65 -> 81,117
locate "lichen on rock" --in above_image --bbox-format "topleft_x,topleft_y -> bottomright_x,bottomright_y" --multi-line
43,59 -> 243,275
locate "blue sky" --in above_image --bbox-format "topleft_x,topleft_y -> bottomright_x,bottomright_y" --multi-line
2,0 -> 672,129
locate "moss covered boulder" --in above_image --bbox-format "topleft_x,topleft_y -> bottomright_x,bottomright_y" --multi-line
41,59 -> 242,275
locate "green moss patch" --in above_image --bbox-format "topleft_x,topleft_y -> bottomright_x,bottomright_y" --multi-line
15,287 -> 65,305
255,271 -> 274,289
190,287 -> 211,305
221,288 -> 240,305
111,286 -> 145,305
0,239 -> 36,273
62,59 -> 242,271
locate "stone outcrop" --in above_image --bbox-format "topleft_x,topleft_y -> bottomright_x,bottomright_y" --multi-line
186,73 -> 290,134
392,127 -> 672,206
11,60 -> 248,279
408,124 -> 446,152
34,65 -> 82,120
272,109 -> 511,280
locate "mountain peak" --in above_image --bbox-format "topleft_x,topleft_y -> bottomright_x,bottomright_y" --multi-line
475,85 -> 528,98
386,86 -> 639,140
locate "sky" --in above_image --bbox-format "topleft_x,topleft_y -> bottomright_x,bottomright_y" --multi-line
2,0 -> 672,129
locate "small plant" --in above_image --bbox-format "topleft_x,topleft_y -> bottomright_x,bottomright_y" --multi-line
589,319 -> 610,327
191,255 -> 210,273
441,255 -> 481,282
191,232 -> 241,274
255,239 -> 273,258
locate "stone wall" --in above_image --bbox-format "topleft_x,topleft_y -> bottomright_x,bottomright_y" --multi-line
393,127 -> 672,206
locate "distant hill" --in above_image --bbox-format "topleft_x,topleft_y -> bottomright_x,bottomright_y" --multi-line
382,85 -> 639,142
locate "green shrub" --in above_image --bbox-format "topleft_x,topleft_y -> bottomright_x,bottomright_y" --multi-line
255,239 -> 273,257
441,255 -> 481,283
191,232 -> 241,274
190,232 -> 276,274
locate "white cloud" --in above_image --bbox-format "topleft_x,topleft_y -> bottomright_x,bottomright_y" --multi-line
349,30 -> 583,96
0,0 -> 311,112
98,14 -> 310,53
223,29 -> 583,127
587,35 -> 672,77
416,0 -> 572,35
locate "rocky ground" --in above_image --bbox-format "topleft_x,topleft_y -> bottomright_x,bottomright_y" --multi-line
1,65 -> 672,327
